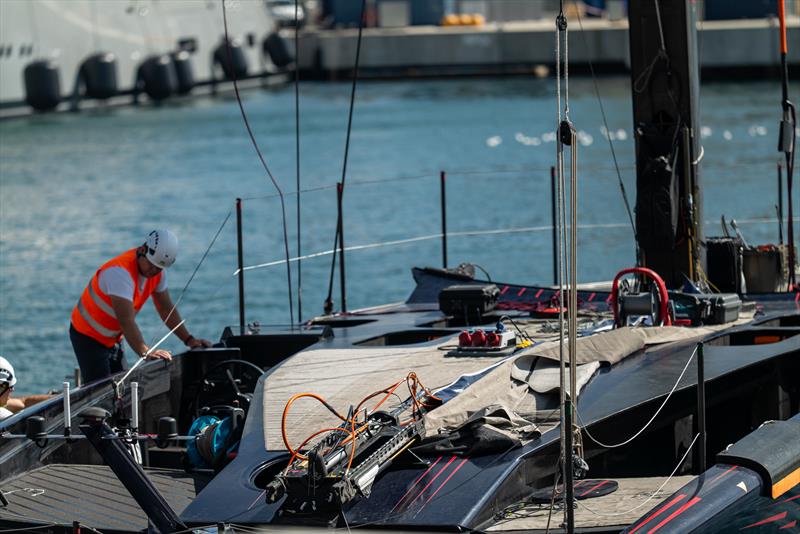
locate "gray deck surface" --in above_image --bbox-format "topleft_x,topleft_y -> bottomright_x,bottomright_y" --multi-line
487,476 -> 694,532
0,464 -> 206,532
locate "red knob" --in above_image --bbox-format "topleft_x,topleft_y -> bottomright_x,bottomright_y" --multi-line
486,332 -> 501,346
458,331 -> 473,347
472,329 -> 487,346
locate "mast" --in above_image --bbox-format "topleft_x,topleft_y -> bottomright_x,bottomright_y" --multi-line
629,0 -> 703,288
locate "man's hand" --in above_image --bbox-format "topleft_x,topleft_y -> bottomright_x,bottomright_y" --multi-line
144,349 -> 172,361
186,337 -> 213,349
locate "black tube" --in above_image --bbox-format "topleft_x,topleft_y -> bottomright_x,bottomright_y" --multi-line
236,198 -> 245,336
778,163 -> 784,244
696,342 -> 706,472
337,183 -> 347,313
81,420 -> 187,533
441,171 -> 448,269
564,399 -> 575,530
551,166 -> 558,285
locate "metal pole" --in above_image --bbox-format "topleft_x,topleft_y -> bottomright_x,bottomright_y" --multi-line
696,342 -> 706,472
551,166 -> 558,285
62,382 -> 71,438
236,198 -> 245,336
295,5 -> 302,325
131,382 -> 139,431
337,182 -> 347,313
441,171 -> 448,268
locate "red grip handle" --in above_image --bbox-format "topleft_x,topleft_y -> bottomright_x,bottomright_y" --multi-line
611,267 -> 671,327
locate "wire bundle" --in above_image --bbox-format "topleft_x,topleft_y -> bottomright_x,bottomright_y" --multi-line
280,372 -> 439,475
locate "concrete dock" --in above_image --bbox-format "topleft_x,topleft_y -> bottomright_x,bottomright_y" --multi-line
293,16 -> 800,79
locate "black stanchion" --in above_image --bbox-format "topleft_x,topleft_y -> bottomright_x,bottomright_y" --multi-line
337,183 -> 347,313
696,342 -> 706,472
441,171 -> 448,269
236,198 -> 245,335
551,166 -> 558,285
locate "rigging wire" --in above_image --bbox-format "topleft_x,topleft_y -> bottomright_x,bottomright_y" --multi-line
294,0 -> 303,322
578,433 -> 699,518
237,216 -> 797,274
574,9 -> 637,260
324,0 -> 367,315
576,344 -> 698,449
555,1 -> 569,526
221,0 -> 294,326
158,209 -> 233,331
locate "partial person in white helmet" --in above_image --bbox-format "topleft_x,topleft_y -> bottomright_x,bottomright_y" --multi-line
0,357 -> 53,420
70,229 -> 212,383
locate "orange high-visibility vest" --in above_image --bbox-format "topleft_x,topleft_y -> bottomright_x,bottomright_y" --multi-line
70,248 -> 163,347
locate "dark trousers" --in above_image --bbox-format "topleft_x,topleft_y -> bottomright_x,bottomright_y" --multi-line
70,324 -> 127,384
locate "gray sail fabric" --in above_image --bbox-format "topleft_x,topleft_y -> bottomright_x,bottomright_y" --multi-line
422,320 -> 753,439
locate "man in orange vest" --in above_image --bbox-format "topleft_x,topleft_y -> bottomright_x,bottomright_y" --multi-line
70,229 -> 211,383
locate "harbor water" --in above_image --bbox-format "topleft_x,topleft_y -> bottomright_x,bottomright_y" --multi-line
0,77 -> 792,395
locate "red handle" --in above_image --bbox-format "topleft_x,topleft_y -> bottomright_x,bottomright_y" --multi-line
611,267 -> 672,327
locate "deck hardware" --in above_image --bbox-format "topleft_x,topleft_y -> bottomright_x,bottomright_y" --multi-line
25,416 -> 48,447
62,381 -> 72,441
156,417 -> 178,448
131,382 -> 139,431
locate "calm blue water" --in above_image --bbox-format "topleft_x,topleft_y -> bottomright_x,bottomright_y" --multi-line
0,77 -> 790,394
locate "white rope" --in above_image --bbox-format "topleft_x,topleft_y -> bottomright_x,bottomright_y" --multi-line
653,0 -> 667,53
576,344 -> 698,449
114,319 -> 185,387
236,216 -> 798,274
692,144 -> 705,165
577,433 -> 699,518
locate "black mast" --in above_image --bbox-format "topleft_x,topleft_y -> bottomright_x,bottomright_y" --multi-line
629,0 -> 703,288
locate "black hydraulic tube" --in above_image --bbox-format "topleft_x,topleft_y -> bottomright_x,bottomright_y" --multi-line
551,166 -> 558,285
441,171 -> 448,269
696,342 -> 706,472
778,0 -> 796,288
236,198 -> 245,336
81,419 -> 187,533
564,399 -> 575,530
337,182 -> 347,313
778,163 -> 784,244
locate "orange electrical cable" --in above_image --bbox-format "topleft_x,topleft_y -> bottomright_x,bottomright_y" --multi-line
285,426 -> 356,464
282,372 -> 439,474
779,0 -> 788,55
281,392 -> 349,457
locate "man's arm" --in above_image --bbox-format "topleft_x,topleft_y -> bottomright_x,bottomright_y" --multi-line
109,295 -> 172,361
2,394 -> 53,414
4,397 -> 25,412
151,290 -> 212,349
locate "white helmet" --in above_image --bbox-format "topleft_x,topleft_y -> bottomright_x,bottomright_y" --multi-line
0,356 -> 16,388
144,229 -> 179,269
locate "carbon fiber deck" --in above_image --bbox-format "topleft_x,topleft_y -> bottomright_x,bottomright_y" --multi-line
0,464 -> 209,532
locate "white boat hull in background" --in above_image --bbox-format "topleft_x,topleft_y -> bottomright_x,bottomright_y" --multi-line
0,0 -> 281,116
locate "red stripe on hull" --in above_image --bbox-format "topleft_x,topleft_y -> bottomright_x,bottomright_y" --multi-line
628,494 -> 686,534
646,496 -> 701,533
